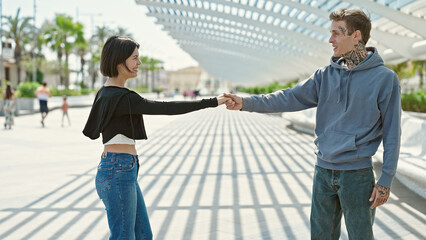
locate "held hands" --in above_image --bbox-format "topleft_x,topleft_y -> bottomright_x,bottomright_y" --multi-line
223,93 -> 243,110
369,184 -> 390,209
216,94 -> 232,105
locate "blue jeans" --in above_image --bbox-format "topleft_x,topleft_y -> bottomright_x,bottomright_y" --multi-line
96,152 -> 153,240
310,165 -> 376,240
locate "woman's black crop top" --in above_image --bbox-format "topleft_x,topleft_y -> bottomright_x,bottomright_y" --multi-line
83,86 -> 218,144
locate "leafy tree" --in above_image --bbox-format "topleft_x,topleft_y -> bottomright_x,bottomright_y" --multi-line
89,25 -> 114,88
411,60 -> 426,89
139,56 -> 150,87
44,14 -> 85,88
2,8 -> 32,84
148,58 -> 164,90
75,38 -> 89,88
115,26 -> 133,38
92,25 -> 113,46
24,24 -> 47,83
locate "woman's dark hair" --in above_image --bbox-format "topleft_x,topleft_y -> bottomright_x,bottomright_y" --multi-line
100,36 -> 140,77
4,84 -> 13,100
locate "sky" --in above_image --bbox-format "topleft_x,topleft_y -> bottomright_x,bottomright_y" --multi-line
2,0 -> 198,71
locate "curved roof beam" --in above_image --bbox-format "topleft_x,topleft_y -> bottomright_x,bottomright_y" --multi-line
169,29 -> 325,72
370,29 -> 420,58
162,22 -> 298,56
267,0 -> 330,19
207,0 -> 329,36
179,40 -> 325,73
183,49 -> 301,82
158,19 -> 329,62
150,13 -> 329,56
181,50 -> 292,82
137,0 -> 330,50
342,0 -> 426,38
170,31 -> 322,77
266,0 -> 424,59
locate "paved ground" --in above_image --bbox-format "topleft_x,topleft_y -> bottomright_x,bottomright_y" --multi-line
0,101 -> 425,240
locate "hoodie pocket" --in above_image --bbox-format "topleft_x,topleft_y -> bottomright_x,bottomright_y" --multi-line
315,131 -> 357,162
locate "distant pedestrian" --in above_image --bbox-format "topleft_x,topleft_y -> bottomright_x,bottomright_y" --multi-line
61,95 -> 71,127
35,82 -> 51,127
2,84 -> 16,130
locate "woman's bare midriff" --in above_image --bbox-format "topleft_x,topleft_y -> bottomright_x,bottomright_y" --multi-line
104,144 -> 137,155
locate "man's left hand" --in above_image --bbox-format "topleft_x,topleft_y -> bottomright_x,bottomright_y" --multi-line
369,184 -> 390,209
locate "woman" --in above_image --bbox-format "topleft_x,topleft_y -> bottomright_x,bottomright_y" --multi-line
83,36 -> 229,240
2,84 -> 16,130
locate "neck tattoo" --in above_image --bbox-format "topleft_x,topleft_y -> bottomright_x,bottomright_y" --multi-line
342,40 -> 368,69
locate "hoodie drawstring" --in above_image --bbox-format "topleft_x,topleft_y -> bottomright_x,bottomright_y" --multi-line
345,71 -> 353,112
337,70 -> 343,103
337,68 -> 353,112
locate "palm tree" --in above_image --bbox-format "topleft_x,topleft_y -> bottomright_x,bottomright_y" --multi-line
44,14 -> 85,87
3,8 -> 32,84
139,56 -> 150,87
411,60 -> 426,89
148,58 -> 164,91
26,23 -> 47,83
89,25 -> 113,88
92,25 -> 113,46
115,26 -> 133,38
75,39 -> 89,87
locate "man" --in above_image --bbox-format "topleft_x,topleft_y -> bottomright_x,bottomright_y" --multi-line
35,82 -> 51,127
225,8 -> 401,239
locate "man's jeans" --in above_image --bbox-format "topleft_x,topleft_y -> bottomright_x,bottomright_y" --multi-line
96,152 -> 153,240
310,165 -> 376,240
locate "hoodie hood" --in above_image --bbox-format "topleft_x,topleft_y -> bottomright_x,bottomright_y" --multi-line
329,47 -> 384,111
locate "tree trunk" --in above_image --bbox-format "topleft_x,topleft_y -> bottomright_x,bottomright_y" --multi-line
151,70 -> 155,90
64,52 -> 70,88
57,49 -> 64,86
145,71 -> 149,89
16,64 -> 22,85
91,71 -> 96,89
14,46 -> 22,84
80,57 -> 86,88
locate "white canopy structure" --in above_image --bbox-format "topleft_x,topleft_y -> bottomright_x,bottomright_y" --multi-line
135,0 -> 426,84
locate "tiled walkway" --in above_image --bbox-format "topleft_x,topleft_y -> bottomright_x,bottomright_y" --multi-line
0,106 -> 424,239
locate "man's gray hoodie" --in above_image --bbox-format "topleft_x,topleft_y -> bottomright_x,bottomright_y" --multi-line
242,47 -> 401,188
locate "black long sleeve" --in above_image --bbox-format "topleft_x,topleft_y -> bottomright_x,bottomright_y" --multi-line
115,92 -> 218,116
83,86 -> 219,143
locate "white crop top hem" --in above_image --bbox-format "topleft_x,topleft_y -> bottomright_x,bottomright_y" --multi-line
104,134 -> 135,145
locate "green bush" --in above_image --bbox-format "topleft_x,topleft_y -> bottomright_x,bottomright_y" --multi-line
401,90 -> 426,113
50,88 -> 81,97
240,81 -> 298,95
17,82 -> 40,98
80,88 -> 94,95
130,85 -> 149,93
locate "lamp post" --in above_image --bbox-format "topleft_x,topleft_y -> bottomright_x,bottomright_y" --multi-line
32,0 -> 36,82
77,10 -> 101,89
0,0 -> 4,86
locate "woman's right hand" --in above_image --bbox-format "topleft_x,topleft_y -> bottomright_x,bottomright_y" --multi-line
216,94 -> 233,105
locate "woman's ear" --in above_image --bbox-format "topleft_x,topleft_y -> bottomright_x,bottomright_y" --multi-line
116,63 -> 124,74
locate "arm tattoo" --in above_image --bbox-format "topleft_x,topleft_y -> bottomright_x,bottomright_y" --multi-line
338,26 -> 347,36
342,40 -> 368,68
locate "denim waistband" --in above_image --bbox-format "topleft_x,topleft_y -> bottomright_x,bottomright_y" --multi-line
101,152 -> 138,162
